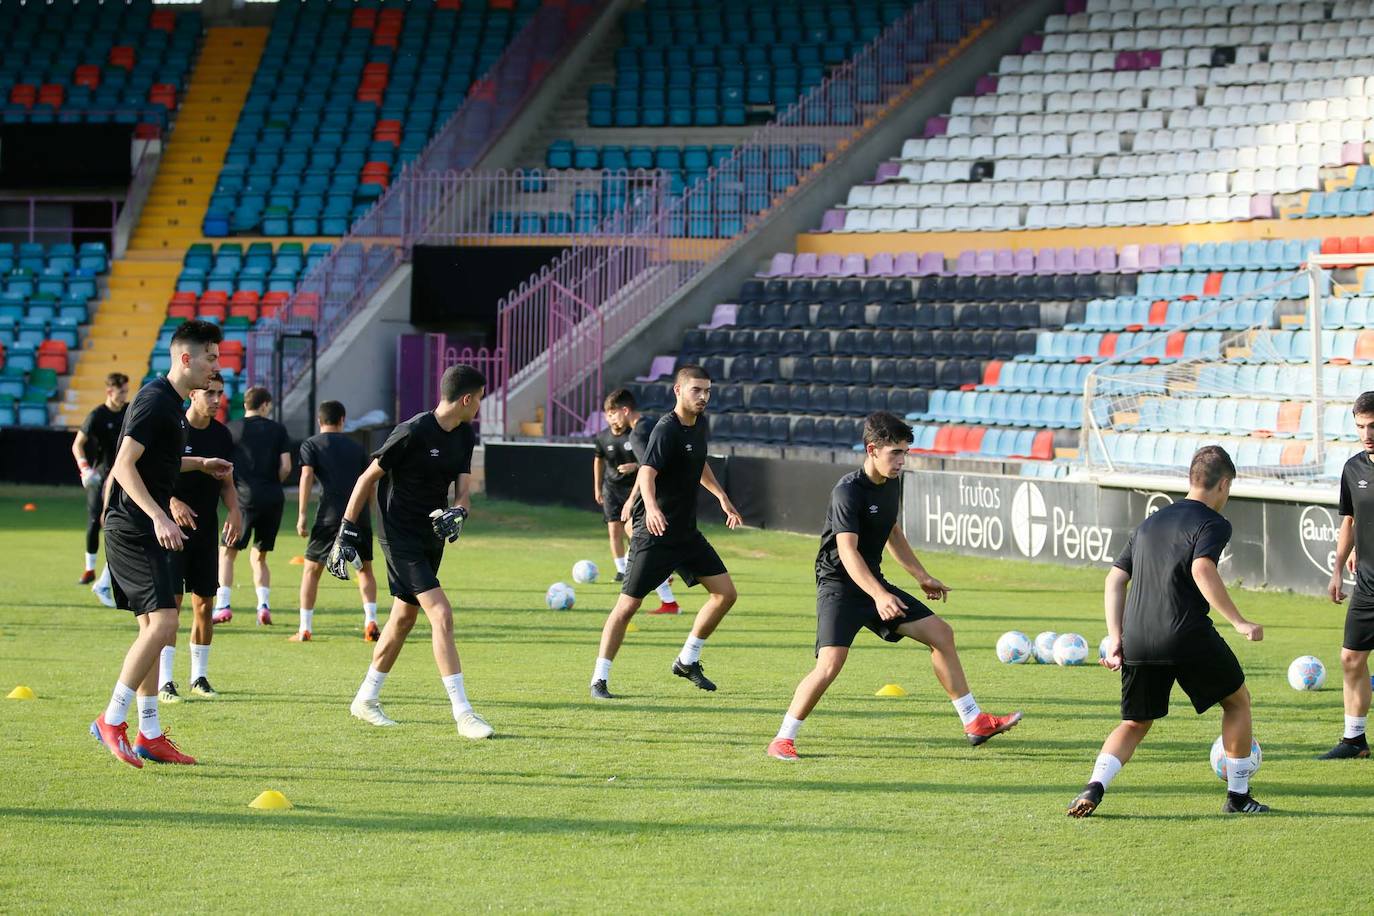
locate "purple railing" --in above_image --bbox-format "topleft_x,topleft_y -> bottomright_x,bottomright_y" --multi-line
398,334 -> 507,437
499,0 -> 983,437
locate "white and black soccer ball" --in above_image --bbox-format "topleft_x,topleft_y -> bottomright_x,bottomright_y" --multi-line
996,630 -> 1033,664
1052,633 -> 1088,666
545,582 -> 575,610
1210,736 -> 1262,780
1032,631 -> 1059,665
1287,655 -> 1326,691
572,560 -> 599,584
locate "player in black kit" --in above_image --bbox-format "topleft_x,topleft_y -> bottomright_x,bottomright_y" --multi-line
161,371 -> 240,702
590,365 -> 743,700
71,371 -> 128,599
215,386 -> 292,625
89,319 -> 231,768
294,399 -> 378,642
1322,391 -> 1374,759
329,364 -> 493,740
766,412 -> 1022,761
1068,446 -> 1268,817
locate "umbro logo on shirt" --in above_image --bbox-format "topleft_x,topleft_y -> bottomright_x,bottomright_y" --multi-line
184,445 -> 192,454
685,444 -> 693,452
1361,480 -> 1369,489
868,505 -> 878,513
429,448 -> 441,457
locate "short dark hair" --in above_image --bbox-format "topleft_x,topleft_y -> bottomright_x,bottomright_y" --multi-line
318,400 -> 346,426
440,364 -> 486,402
604,388 -> 636,411
674,364 -> 710,385
105,372 -> 128,388
198,371 -> 224,391
244,386 -> 272,410
1189,445 -> 1236,490
1355,391 -> 1374,418
170,319 -> 222,350
863,411 -> 914,448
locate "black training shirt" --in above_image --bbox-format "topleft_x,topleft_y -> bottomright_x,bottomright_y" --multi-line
80,403 -> 126,473
234,415 -> 290,507
104,377 -> 187,535
593,426 -> 638,494
627,414 -> 655,461
1113,498 -> 1232,665
300,431 -> 371,528
816,469 -> 901,585
632,411 -> 708,541
373,412 -> 476,536
1338,451 -> 1374,601
174,418 -> 234,526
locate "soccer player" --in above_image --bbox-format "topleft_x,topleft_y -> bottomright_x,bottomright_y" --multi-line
1068,446 -> 1268,817
328,364 -> 493,740
215,386 -> 291,625
160,371 -> 240,702
1322,391 -> 1374,760
72,372 -> 128,602
294,399 -> 378,642
590,364 -> 743,700
89,319 -> 231,767
765,412 -> 1022,761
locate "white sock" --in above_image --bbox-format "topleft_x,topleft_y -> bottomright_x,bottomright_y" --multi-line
655,579 -> 676,603
255,585 -> 270,608
442,672 -> 472,718
678,634 -> 706,665
1089,752 -> 1123,789
363,601 -> 378,623
776,715 -> 803,741
136,694 -> 162,739
299,608 -> 314,632
95,565 -> 110,589
614,556 -> 628,574
1344,715 -> 1367,739
85,552 -> 98,572
357,666 -> 386,702
190,643 -> 209,682
1226,756 -> 1256,795
214,585 -> 231,609
158,646 -> 175,687
104,681 -> 135,726
592,657 -> 612,685
952,692 -> 981,726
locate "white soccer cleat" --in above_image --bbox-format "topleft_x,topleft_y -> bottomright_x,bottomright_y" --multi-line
350,698 -> 397,727
92,583 -> 115,608
454,709 -> 494,740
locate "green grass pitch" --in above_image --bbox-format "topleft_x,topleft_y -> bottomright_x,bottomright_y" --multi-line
0,484 -> 1368,912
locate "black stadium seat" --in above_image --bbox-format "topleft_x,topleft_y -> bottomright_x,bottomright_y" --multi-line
813,279 -> 839,304
784,303 -> 810,328
780,329 -> 805,354
804,329 -> 830,354
853,329 -> 875,353
753,329 -> 780,353
754,355 -> 780,382
884,279 -> 914,304
813,417 -> 835,445
814,302 -> 842,327
712,414 -> 735,438
793,416 -> 817,446
761,302 -> 787,327
702,356 -> 726,378
738,279 -> 764,304
811,357 -> 834,383
767,416 -> 791,443
890,330 -> 914,357
733,303 -> 763,327
831,357 -> 854,385
715,385 -> 744,412
850,357 -> 872,386
791,356 -> 814,382
787,279 -> 814,303
729,354 -> 754,381
861,279 -> 887,302
726,329 -> 754,354
837,278 -> 864,304
764,279 -> 790,302
680,328 -> 706,356
873,358 -> 897,386
839,302 -> 866,328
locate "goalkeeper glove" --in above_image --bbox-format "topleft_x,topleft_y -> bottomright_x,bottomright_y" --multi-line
79,462 -> 101,489
326,519 -> 364,580
429,506 -> 468,543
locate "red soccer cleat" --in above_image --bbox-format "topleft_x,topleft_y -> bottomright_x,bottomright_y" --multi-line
965,711 -> 1023,746
767,738 -> 800,761
649,601 -> 680,615
134,731 -> 197,765
288,630 -> 311,642
364,621 -> 380,642
257,605 -> 272,626
78,570 -> 96,585
89,717 -> 142,768
212,606 -> 232,624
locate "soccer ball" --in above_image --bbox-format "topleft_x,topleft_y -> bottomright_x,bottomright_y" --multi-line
1287,655 -> 1326,691
572,560 -> 599,584
1210,735 -> 1262,780
1032,631 -> 1059,665
545,582 -> 575,610
995,630 -> 1033,664
1052,633 -> 1088,666
1098,635 -> 1114,661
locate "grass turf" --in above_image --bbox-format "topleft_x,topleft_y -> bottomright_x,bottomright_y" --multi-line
0,484 -> 1368,912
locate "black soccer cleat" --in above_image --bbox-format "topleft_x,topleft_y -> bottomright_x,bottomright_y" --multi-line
158,681 -> 182,704
613,571 -> 625,583
590,679 -> 616,700
1317,736 -> 1370,759
1067,781 -> 1104,818
190,677 -> 219,699
1222,792 -> 1270,814
672,659 -> 717,691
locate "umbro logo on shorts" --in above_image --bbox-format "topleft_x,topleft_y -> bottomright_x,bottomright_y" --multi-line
429,448 -> 441,457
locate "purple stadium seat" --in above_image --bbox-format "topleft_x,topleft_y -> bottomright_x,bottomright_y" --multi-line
922,116 -> 948,138
917,252 -> 945,276
975,249 -> 997,276
1115,51 -> 1139,71
1096,246 -> 1117,272
793,252 -> 821,277
1250,195 -> 1275,219
1161,244 -> 1183,270
1139,244 -> 1162,272
1019,34 -> 1043,53
816,253 -> 843,276
757,252 -> 793,277
955,250 -> 977,275
819,209 -> 846,232
698,303 -> 738,329
839,254 -> 866,277
636,355 -> 677,382
1063,0 -> 1086,13
1013,249 -> 1035,273
866,252 -> 896,277
894,251 -> 921,276
1035,248 -> 1058,274
1119,245 -> 1140,273
993,248 -> 1015,275
974,75 -> 998,96
873,161 -> 900,182
1138,49 -> 1161,68
1074,247 -> 1096,273
1055,247 -> 1077,275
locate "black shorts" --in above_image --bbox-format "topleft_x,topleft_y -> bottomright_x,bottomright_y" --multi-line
1120,634 -> 1246,721
230,500 -> 284,552
378,528 -> 443,605
305,518 -> 374,565
171,528 -> 219,599
105,525 -> 179,616
602,485 -> 633,523
622,530 -> 727,600
1344,593 -> 1374,652
815,579 -> 934,653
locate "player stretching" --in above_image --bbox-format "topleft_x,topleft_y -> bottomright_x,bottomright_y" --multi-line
72,371 -> 128,603
1068,446 -> 1267,817
89,320 -> 230,767
595,388 -> 678,611
329,365 -> 492,739
215,386 -> 291,625
1322,392 -> 1374,759
590,365 -> 743,700
766,412 -> 1021,760
294,399 -> 379,642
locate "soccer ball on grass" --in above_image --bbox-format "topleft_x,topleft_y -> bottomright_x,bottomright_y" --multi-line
572,560 -> 599,584
545,582 -> 575,610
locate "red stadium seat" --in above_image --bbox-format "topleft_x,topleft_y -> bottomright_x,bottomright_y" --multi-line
73,65 -> 101,89
218,341 -> 244,373
980,360 -> 1002,387
292,292 -> 321,321
167,302 -> 196,320
1355,331 -> 1374,363
1202,272 -> 1223,297
962,427 -> 986,453
1275,403 -> 1303,437
1281,443 -> 1308,467
1097,332 -> 1117,358
1165,332 -> 1186,359
198,303 -> 227,322
1147,299 -> 1170,326
200,290 -> 228,309
1029,430 -> 1054,460
930,425 -> 956,454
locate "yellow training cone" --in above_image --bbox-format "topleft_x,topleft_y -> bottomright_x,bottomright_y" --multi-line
625,622 -> 639,633
874,684 -> 907,697
7,685 -> 35,700
248,790 -> 293,810
289,555 -> 306,565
